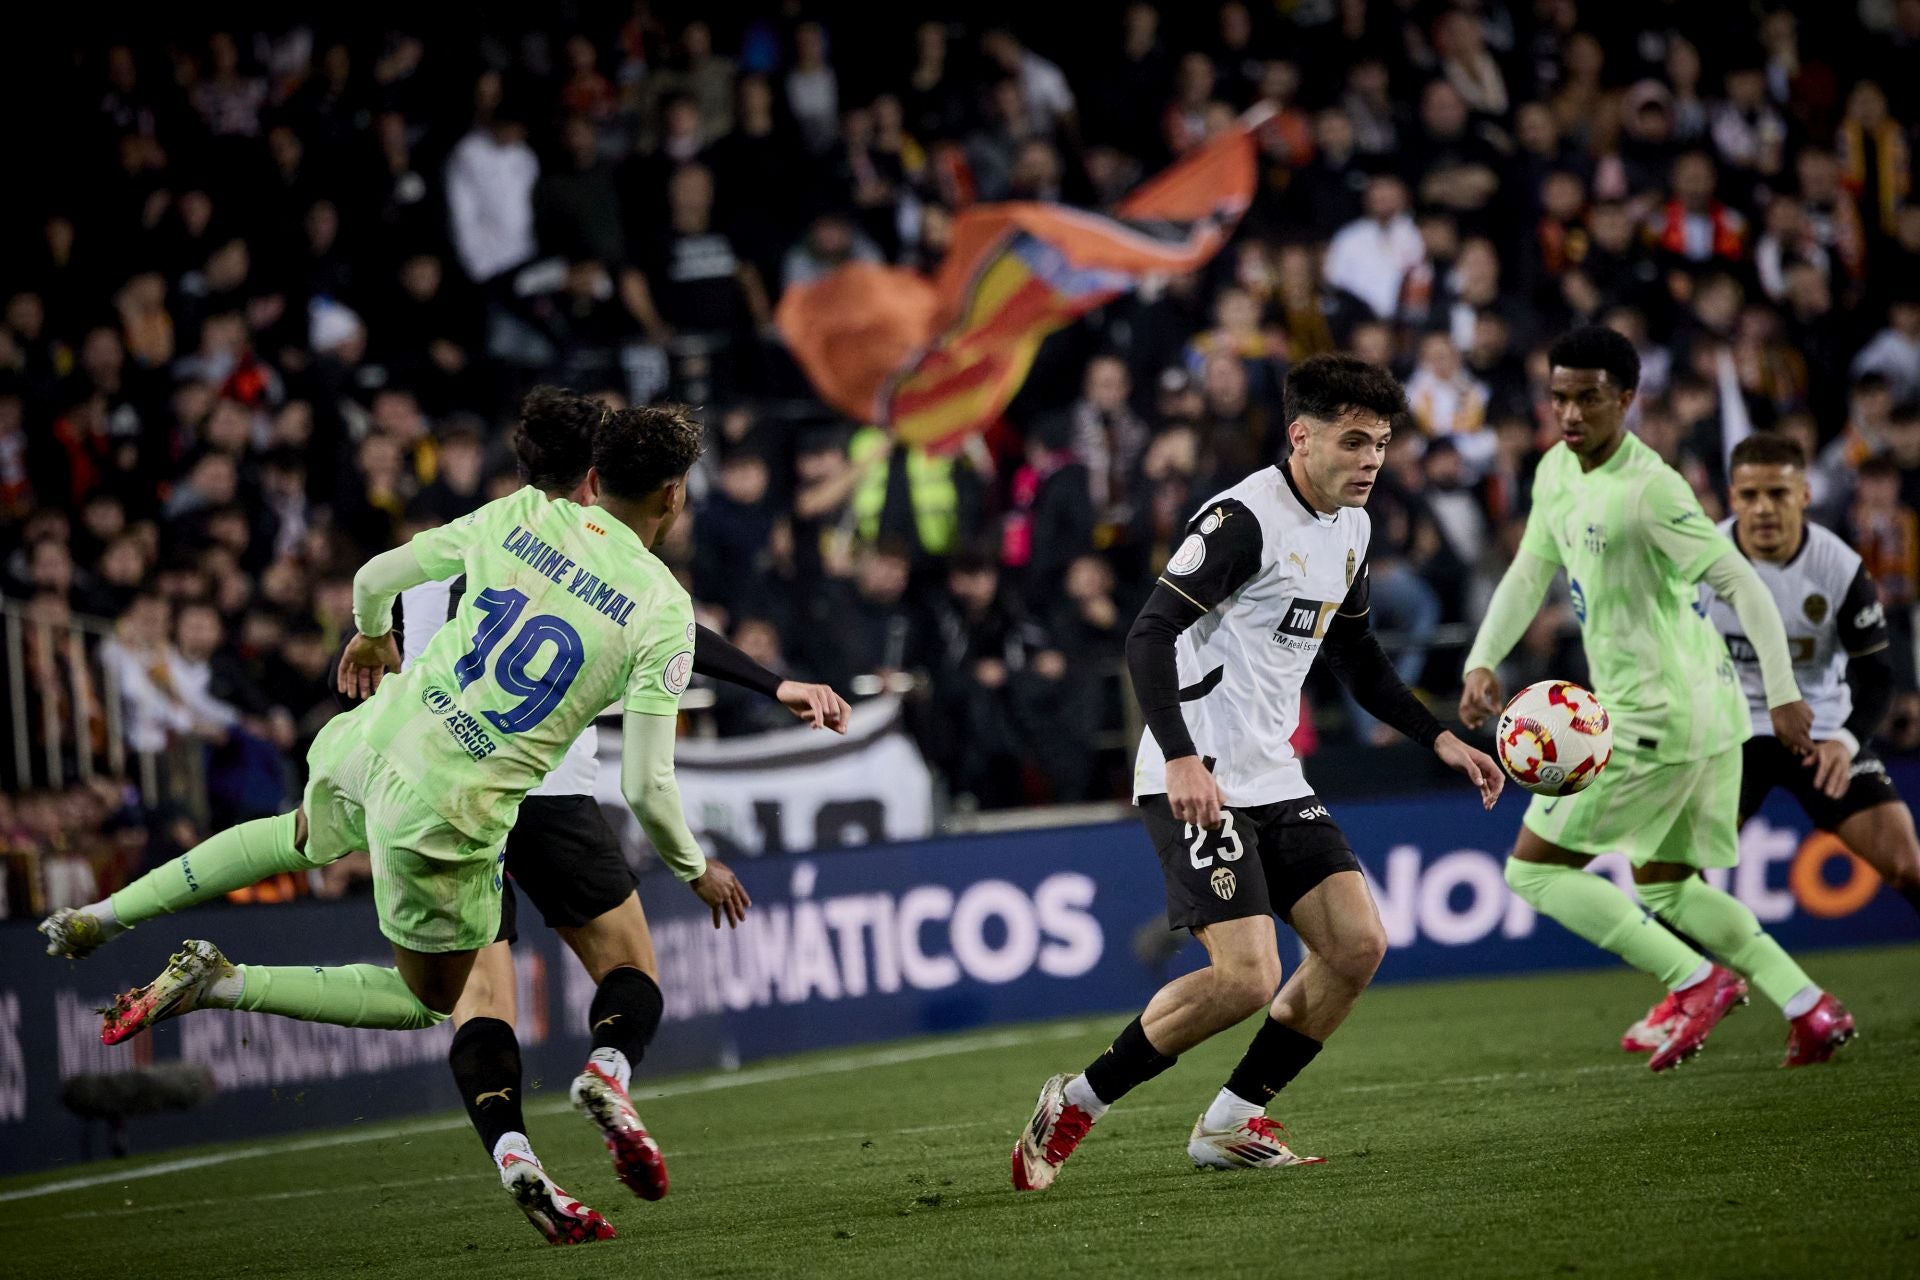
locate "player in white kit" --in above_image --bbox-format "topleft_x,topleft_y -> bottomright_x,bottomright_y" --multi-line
1009,355 -> 1502,1191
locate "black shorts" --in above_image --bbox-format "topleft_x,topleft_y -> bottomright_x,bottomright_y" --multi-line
1139,793 -> 1362,929
1739,736 -> 1903,833
492,795 -> 637,945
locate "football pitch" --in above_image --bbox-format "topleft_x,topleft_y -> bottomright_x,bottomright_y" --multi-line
5,944 -> 1917,1279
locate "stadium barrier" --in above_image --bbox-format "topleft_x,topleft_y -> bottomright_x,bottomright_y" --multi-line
4,763 -> 1913,1176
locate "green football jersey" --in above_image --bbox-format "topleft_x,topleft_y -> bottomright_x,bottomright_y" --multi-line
1519,432 -> 1749,764
357,485 -> 694,843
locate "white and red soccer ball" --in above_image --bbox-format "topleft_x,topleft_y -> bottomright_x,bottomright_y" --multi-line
1494,680 -> 1614,797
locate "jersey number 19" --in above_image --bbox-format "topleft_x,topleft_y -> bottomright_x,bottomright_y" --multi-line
453,587 -> 585,734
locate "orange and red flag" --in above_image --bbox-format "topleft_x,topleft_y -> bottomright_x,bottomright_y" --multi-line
776,125 -> 1257,450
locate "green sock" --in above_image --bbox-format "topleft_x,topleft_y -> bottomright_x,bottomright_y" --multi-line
231,964 -> 448,1030
109,812 -> 309,927
1638,877 -> 1816,1011
1505,858 -> 1703,989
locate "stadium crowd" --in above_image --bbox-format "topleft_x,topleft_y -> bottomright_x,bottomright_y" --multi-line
3,3 -> 1919,913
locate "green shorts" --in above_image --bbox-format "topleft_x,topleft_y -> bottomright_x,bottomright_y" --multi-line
303,713 -> 505,953
1521,743 -> 1742,869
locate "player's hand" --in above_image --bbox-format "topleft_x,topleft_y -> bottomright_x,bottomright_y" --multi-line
691,857 -> 751,929
777,680 -> 852,733
1434,730 -> 1504,810
1805,739 -> 1853,800
1459,668 -> 1503,731
1166,755 -> 1226,829
337,631 -> 402,702
1770,699 -> 1816,756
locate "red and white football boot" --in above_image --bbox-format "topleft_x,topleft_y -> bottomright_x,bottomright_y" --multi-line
1011,1073 -> 1096,1192
570,1061 -> 669,1200
499,1151 -> 616,1246
1648,965 -> 1748,1073
1187,1115 -> 1327,1170
1621,991 -> 1682,1053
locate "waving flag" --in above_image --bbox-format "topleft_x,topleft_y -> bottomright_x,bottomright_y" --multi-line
777,124 -> 1258,450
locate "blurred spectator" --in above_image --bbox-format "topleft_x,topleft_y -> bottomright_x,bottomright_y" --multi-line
446,99 -> 539,285
1324,176 -> 1424,320
5,6 -> 1920,865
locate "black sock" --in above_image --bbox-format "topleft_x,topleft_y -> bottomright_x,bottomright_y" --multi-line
1081,1016 -> 1177,1106
1224,1017 -> 1322,1104
1901,883 -> 1920,920
589,966 -> 664,1067
449,1017 -> 525,1158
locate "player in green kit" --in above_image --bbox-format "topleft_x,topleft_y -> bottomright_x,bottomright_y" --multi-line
93,405 -> 746,1073
1460,326 -> 1854,1071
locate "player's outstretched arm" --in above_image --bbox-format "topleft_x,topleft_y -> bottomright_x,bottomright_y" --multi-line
340,544 -> 435,699
620,709 -> 750,928
1700,550 -> 1814,753
1459,548 -> 1558,728
691,623 -> 851,733
1321,612 -> 1503,809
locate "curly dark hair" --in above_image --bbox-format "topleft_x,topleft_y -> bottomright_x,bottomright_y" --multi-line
1729,432 -> 1808,472
1547,325 -> 1641,392
512,385 -> 605,492
1283,353 -> 1408,427
593,404 -> 705,500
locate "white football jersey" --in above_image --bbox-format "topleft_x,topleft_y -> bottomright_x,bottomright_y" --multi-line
1701,519 -> 1888,739
400,576 -> 601,796
1133,465 -> 1371,805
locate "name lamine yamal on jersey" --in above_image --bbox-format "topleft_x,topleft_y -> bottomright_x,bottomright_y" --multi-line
501,523 -> 640,626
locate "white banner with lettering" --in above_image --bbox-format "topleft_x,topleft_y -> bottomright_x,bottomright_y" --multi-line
595,696 -> 934,857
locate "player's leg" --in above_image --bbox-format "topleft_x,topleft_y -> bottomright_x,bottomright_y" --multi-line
1191,803 -> 1372,1169
1803,749 -> 1920,919
1012,799 -> 1279,1191
447,904 -> 615,1247
1633,745 -> 1854,1067
1836,801 -> 1920,918
45,714 -> 369,958
41,808 -> 314,957
1504,819 -> 1710,991
102,754 -> 504,1043
1621,737 -> 1784,1053
505,797 -> 669,1199
558,894 -> 670,1201
1191,856 -> 1379,1171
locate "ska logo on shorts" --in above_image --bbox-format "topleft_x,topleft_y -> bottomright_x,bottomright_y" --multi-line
663,650 -> 695,695
1210,866 -> 1237,899
1167,534 -> 1207,576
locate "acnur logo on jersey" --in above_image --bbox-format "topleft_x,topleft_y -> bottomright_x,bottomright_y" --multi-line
1271,597 -> 1338,649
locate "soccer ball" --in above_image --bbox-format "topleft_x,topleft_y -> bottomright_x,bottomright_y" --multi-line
1493,680 -> 1614,797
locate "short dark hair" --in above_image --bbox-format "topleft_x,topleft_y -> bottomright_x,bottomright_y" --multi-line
1283,354 -> 1408,427
513,386 -> 603,491
593,404 -> 705,500
1547,325 -> 1641,391
1729,433 -> 1807,472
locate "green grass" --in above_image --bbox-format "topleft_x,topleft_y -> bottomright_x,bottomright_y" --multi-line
6,946 -> 1920,1279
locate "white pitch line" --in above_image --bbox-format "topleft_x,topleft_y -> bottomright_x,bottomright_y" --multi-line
0,1019 -> 1103,1205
